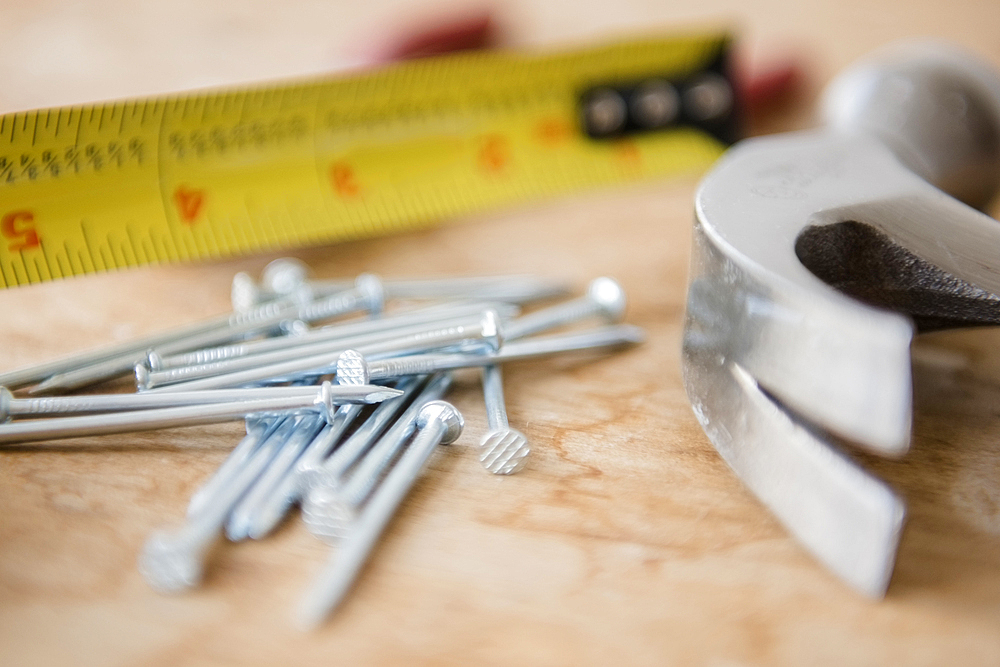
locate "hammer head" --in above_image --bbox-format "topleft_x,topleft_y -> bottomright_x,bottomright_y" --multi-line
682,42 -> 1000,596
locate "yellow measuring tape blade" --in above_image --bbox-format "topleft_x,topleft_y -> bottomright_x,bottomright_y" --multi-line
0,32 -> 732,288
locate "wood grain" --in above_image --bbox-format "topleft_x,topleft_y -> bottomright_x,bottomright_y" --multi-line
1,1 -> 1000,665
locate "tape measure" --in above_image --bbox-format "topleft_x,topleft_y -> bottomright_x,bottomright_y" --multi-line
0,32 -> 735,289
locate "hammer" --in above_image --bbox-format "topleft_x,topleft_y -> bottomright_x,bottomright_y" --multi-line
682,41 -> 1000,597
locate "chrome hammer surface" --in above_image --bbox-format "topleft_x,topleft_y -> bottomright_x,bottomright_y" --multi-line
683,41 -> 1000,597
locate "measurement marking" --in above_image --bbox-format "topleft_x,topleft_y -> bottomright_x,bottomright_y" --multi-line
44,110 -> 51,130
39,240 -> 60,280
9,113 -> 17,142
411,182 -> 444,230
188,221 -> 206,259
236,89 -> 249,124
77,249 -> 94,274
170,231 -> 186,261
80,221 -> 106,272
99,244 -> 114,271
32,256 -> 46,283
118,240 -> 134,266
159,231 -> 180,263
140,233 -> 155,265
240,211 -> 259,251
64,241 -> 78,274
166,230 -> 182,262
30,114 -> 39,146
180,231 -> 197,259
12,257 -> 27,285
273,208 -> 291,247
202,212 -> 223,256
367,197 -> 388,237
255,199 -> 278,244
152,233 -> 168,263
243,197 -> 269,248
221,215 -> 238,251
232,211 -> 250,251
381,194 -> 403,236
140,102 -> 149,125
151,233 -> 165,262
123,236 -> 138,265
97,105 -> 106,131
119,104 -> 127,135
247,204 -> 265,250
74,109 -> 83,147
125,225 -> 145,265
0,258 -> 11,287
155,101 -> 186,259
311,93 -> 339,225
55,249 -> 71,278
265,208 -> 284,247
201,214 -> 218,257
108,233 -> 125,267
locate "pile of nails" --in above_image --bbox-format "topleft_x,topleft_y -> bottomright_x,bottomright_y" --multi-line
0,258 -> 644,628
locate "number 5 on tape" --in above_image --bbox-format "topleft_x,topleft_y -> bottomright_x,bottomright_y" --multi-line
1,211 -> 40,252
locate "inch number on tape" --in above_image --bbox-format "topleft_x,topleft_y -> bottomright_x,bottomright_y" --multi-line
0,32 -> 734,289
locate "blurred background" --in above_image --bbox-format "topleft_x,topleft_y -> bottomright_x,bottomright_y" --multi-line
1,1 -> 994,122
1,1 -> 999,666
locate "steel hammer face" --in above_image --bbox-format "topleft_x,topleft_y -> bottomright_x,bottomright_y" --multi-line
682,42 -> 1000,597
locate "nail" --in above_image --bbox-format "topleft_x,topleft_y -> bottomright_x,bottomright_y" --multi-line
504,276 -> 626,340
0,308 -> 246,391
185,417 -> 284,519
0,384 -> 396,422
0,382 -> 401,445
140,309 -> 503,389
236,265 -> 569,309
335,324 -> 646,381
236,404 -> 366,540
479,364 -> 530,474
240,374 -> 423,539
301,373 -> 453,542
30,274 -> 385,395
158,301 -> 520,369
225,414 -> 328,541
296,375 -> 439,537
378,275 -> 570,303
296,400 -> 463,629
145,310 -> 500,393
139,416 -> 303,592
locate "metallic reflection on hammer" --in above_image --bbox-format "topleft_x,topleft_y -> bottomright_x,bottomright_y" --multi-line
682,41 -> 1000,597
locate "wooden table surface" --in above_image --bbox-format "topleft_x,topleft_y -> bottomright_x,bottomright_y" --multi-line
2,1 -> 1000,665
